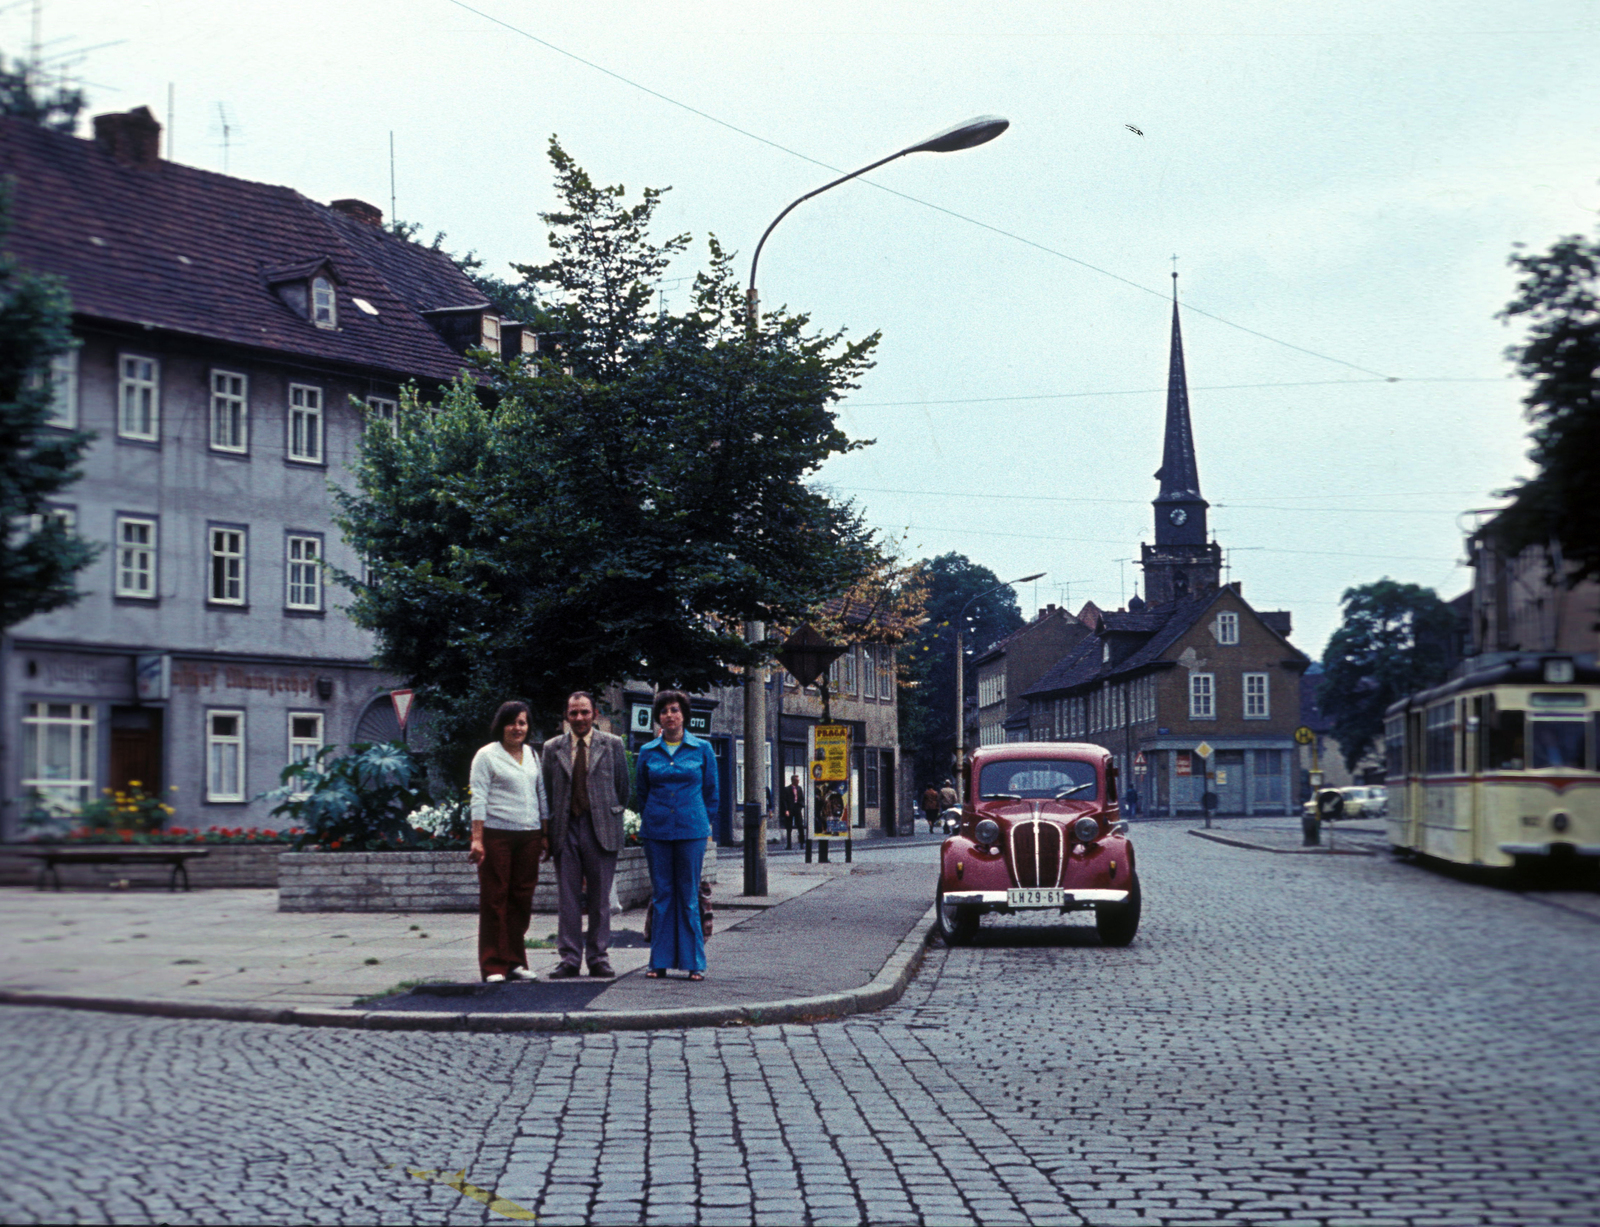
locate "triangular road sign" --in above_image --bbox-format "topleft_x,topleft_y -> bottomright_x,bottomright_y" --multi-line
391,688 -> 415,730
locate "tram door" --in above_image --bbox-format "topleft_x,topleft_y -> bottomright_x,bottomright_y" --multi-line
1405,708 -> 1425,850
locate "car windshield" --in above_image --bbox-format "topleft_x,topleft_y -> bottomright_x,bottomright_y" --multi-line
978,758 -> 1098,800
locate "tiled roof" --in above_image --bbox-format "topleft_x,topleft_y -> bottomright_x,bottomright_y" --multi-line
0,116 -> 490,383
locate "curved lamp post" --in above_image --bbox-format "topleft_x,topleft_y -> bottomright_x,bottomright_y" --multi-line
740,115 -> 1010,894
955,571 -> 1044,803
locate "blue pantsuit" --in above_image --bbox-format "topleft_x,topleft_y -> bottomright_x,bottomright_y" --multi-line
643,836 -> 706,972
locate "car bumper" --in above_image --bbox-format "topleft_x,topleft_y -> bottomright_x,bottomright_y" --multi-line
941,889 -> 1130,911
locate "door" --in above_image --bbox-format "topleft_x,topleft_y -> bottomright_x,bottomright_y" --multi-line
710,735 -> 734,845
1214,749 -> 1246,815
109,706 -> 164,800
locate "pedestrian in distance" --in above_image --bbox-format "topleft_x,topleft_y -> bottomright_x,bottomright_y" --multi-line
1123,783 -> 1140,821
469,700 -> 548,983
938,778 -> 958,811
542,692 -> 631,979
636,690 -> 718,981
922,784 -> 940,833
782,774 -> 804,847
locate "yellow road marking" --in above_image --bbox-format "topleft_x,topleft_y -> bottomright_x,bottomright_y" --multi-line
403,1166 -> 537,1221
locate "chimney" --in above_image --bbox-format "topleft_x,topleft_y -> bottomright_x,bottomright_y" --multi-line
330,198 -> 383,227
92,107 -> 162,168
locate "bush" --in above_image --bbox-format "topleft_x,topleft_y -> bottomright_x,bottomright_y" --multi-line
74,783 -> 175,834
266,742 -> 437,851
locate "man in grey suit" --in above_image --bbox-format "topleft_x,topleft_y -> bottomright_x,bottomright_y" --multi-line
542,691 -> 631,978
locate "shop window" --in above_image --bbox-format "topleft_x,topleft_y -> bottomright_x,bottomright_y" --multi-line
22,701 -> 95,807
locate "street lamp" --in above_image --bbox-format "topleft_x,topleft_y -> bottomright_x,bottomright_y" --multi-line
739,114 -> 1010,896
955,572 -> 1044,803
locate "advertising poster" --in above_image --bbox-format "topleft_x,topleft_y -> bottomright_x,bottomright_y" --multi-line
812,723 -> 852,838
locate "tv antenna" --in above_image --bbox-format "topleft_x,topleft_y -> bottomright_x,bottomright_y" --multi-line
210,102 -> 240,172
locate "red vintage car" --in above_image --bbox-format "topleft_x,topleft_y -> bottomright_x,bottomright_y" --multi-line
936,743 -> 1141,946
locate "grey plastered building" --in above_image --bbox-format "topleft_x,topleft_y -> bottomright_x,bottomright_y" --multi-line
0,107 -> 525,836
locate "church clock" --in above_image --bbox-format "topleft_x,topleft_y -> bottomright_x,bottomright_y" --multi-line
1168,507 -> 1188,526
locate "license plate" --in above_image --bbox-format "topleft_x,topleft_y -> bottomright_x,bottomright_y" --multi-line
1007,887 -> 1065,908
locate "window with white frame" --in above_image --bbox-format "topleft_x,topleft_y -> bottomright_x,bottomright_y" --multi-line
288,712 -> 323,767
878,646 -> 894,699
1216,611 -> 1240,645
288,384 -> 323,462
366,395 -> 398,436
842,646 -> 857,694
118,354 -> 159,440
1243,672 -> 1269,719
209,527 -> 245,604
734,738 -> 773,806
210,370 -> 248,453
311,276 -> 337,329
285,534 -> 322,610
114,515 -> 157,598
22,701 -> 95,806
1189,672 -> 1216,719
207,710 -> 246,801
44,349 -> 78,428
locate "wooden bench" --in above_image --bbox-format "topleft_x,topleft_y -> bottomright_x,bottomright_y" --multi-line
16,846 -> 211,892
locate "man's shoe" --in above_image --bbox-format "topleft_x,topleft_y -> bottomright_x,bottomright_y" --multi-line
588,963 -> 615,978
548,964 -> 582,980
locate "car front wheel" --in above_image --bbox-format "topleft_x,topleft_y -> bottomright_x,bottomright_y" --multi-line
936,883 -> 980,945
1096,872 -> 1141,947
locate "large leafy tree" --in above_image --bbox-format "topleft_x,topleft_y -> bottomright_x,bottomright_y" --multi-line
1496,228 -> 1600,585
896,553 -> 1025,787
1318,579 -> 1458,771
0,181 -> 98,629
336,141 -> 883,779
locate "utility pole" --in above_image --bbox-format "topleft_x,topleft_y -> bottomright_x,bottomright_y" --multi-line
741,287 -> 768,896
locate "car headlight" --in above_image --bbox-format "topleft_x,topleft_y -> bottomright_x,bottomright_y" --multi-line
1071,815 -> 1100,843
974,818 -> 1000,847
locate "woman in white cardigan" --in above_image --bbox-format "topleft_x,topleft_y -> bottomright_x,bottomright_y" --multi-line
469,700 -> 548,982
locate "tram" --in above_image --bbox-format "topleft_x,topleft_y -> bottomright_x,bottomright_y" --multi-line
1383,654 -> 1600,873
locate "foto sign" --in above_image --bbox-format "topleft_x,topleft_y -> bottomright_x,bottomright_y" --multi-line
135,654 -> 170,701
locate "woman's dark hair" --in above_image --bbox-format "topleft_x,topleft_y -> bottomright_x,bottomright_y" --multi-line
489,700 -> 531,742
652,689 -> 692,725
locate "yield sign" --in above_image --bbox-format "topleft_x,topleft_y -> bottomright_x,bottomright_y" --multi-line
390,688 -> 415,730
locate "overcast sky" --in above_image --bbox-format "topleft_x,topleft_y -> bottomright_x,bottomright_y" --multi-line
19,0 -> 1600,656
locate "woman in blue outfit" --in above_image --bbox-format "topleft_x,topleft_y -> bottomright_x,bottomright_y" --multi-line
635,689 -> 718,980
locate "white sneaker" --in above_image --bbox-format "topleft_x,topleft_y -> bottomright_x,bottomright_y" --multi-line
485,973 -> 506,983
506,967 -> 533,981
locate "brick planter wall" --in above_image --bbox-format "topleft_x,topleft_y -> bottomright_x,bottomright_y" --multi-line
277,842 -> 715,913
0,843 -> 287,890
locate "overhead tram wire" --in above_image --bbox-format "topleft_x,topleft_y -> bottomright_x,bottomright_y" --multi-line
840,376 -> 1504,409
833,486 -> 1490,515
443,0 -> 1397,382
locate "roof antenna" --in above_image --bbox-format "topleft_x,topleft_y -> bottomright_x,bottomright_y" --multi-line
211,102 -> 238,173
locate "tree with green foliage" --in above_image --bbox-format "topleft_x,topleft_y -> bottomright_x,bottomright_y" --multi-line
1496,228 -> 1600,586
336,140 -> 883,780
896,553 -> 1026,786
0,182 -> 98,629
1318,579 -> 1458,771
0,52 -> 85,133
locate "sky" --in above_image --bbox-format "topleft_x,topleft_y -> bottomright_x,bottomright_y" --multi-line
15,0 -> 1600,657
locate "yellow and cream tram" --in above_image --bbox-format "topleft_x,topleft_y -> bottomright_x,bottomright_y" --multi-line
1384,655 -> 1600,873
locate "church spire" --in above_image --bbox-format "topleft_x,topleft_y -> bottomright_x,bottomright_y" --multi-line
1156,272 -> 1202,501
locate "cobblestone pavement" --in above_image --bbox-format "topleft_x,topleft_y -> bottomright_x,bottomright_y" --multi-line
4,826 -> 1598,1226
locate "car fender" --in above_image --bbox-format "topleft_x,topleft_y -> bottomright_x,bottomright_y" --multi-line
939,835 -> 1010,891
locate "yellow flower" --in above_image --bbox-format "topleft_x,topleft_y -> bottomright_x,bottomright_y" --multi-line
129,780 -> 142,788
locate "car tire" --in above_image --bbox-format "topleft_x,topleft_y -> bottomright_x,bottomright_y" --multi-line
936,883 -> 980,946
1096,872 -> 1141,947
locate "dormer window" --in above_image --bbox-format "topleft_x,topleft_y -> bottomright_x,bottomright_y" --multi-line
312,277 -> 336,328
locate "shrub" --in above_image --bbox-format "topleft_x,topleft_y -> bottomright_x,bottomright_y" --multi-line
265,742 -> 434,851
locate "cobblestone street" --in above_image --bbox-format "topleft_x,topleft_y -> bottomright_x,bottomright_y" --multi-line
3,824 -> 1597,1226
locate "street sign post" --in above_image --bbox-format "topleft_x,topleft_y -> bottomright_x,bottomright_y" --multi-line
1194,742 -> 1216,828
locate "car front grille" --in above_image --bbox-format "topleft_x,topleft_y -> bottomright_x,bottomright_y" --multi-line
1010,820 -> 1063,888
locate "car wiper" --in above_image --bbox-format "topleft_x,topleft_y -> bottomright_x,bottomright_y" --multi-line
981,793 -> 1021,801
1053,781 -> 1093,799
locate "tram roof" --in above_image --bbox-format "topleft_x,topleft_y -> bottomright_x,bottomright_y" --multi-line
1385,654 -> 1600,718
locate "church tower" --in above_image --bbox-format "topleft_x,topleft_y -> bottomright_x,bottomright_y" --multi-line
1139,274 -> 1222,604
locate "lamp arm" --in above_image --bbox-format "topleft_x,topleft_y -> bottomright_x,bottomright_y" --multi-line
748,148 -> 909,294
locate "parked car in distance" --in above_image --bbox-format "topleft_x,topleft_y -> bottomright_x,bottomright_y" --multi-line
1302,785 -> 1387,820
936,743 -> 1140,947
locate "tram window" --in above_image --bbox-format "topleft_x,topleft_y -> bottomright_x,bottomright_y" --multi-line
1424,704 -> 1455,775
1485,709 -> 1524,771
1385,717 -> 1404,778
1530,720 -> 1585,770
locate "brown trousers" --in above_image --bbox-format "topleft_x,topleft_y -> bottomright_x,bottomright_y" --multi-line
477,828 -> 543,980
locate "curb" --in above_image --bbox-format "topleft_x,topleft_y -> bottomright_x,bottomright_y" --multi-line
0,905 -> 941,1034
1187,829 -> 1377,857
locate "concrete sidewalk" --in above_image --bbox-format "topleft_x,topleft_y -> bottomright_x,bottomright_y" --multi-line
0,851 -> 938,1033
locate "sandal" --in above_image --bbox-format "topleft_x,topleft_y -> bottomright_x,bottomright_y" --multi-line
644,968 -> 666,979
688,972 -> 704,982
